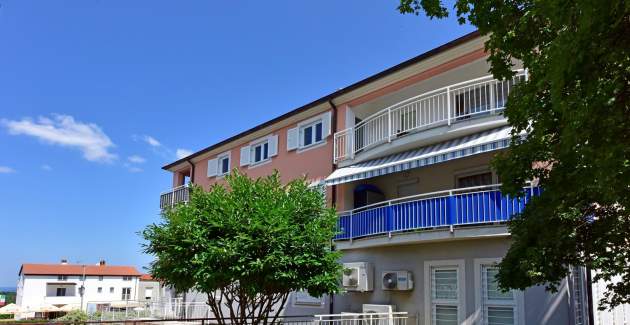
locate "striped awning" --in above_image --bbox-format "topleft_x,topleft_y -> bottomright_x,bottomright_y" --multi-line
325,126 -> 514,185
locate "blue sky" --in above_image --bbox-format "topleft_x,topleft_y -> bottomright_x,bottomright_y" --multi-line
0,1 -> 473,286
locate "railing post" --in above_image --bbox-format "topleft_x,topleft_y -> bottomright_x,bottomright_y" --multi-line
446,87 -> 451,125
386,202 -> 393,237
387,108 -> 392,142
350,127 -> 355,159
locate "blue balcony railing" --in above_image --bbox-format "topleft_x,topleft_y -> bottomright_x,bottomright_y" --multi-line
335,184 -> 540,241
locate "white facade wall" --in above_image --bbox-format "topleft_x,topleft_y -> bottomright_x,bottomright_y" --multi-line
17,274 -> 140,312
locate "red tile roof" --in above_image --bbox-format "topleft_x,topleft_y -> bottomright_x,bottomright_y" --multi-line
139,274 -> 155,281
19,263 -> 142,276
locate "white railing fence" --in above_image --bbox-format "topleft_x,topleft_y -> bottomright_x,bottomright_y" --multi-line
334,71 -> 526,162
160,184 -> 190,209
315,312 -> 408,325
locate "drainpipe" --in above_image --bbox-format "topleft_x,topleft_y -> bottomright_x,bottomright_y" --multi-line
328,99 -> 338,315
186,159 -> 195,185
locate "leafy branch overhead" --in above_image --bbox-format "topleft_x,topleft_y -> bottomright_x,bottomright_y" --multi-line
142,170 -> 341,325
399,0 -> 630,309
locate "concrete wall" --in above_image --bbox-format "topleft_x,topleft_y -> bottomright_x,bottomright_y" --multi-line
334,238 -> 571,325
137,280 -> 162,303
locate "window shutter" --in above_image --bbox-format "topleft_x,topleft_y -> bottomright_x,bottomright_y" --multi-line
268,135 -> 279,157
240,146 -> 251,166
287,127 -> 298,151
207,158 -> 218,177
322,111 -> 332,137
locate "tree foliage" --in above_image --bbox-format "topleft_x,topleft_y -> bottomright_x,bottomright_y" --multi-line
399,0 -> 630,309
142,171 -> 341,324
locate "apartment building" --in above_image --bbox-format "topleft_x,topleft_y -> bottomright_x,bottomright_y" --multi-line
161,31 -> 585,325
15,260 -> 162,319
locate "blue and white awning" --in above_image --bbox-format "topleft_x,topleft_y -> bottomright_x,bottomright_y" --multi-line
325,126 -> 514,185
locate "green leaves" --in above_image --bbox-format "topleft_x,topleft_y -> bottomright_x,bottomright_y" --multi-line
399,0 -> 630,309
142,170 -> 341,321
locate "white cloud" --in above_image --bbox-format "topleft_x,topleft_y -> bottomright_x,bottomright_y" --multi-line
0,166 -> 15,173
143,135 -> 161,147
41,164 -> 52,171
2,114 -> 117,163
127,155 -> 146,164
176,148 -> 193,159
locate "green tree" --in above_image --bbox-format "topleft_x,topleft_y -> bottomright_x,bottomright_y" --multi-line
398,0 -> 630,309
142,171 -> 341,324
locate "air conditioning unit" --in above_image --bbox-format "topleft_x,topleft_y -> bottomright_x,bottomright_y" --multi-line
381,271 -> 413,291
362,304 -> 396,314
342,262 -> 373,292
362,304 -> 397,325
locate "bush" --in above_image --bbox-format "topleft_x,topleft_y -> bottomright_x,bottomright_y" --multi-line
55,310 -> 88,324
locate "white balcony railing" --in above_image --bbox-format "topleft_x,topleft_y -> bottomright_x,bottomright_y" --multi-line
159,184 -> 190,209
316,312 -> 408,325
333,71 -> 527,162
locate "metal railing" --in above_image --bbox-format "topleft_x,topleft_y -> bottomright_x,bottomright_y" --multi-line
333,71 -> 527,162
335,184 -> 540,241
159,185 -> 190,209
315,312 -> 408,325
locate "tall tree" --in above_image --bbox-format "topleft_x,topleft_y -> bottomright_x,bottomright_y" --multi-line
142,171 -> 341,324
398,0 -> 630,309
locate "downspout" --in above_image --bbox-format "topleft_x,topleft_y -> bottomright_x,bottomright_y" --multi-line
186,159 -> 195,185
328,99 -> 338,315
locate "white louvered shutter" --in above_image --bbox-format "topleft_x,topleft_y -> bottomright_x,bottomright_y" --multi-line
207,158 -> 218,177
322,111 -> 332,137
240,146 -> 251,166
287,127 -> 298,151
268,135 -> 278,157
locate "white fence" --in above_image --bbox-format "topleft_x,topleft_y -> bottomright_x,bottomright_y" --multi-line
334,71 -> 527,162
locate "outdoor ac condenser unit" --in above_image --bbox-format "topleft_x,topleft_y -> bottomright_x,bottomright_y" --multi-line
362,304 -> 397,325
381,271 -> 413,291
342,262 -> 374,292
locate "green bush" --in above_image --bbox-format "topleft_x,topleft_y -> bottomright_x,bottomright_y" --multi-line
55,310 -> 88,323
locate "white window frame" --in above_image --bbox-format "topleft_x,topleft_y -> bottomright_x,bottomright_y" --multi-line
122,276 -> 132,281
299,119 -> 324,149
292,291 -> 326,308
217,151 -> 231,177
97,287 -> 102,294
58,275 -> 68,281
145,287 -> 153,300
121,287 -> 131,300
295,112 -> 331,153
474,258 -> 525,325
250,138 -> 271,165
424,259 -> 466,325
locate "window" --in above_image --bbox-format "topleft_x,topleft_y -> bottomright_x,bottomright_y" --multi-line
58,275 -> 68,281
425,260 -> 464,325
98,276 -> 103,281
218,154 -> 230,176
56,287 -> 67,297
145,287 -> 153,300
121,287 -> 131,300
110,287 -> 114,294
482,266 -> 517,325
431,268 -> 459,325
122,276 -> 132,281
251,141 -> 269,164
457,172 -> 493,188
300,120 -> 323,147
97,287 -> 102,294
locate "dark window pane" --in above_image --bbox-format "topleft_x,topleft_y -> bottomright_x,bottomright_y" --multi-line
457,172 -> 493,188
255,146 -> 261,162
263,143 -> 269,159
221,158 -> 229,173
315,123 -> 323,142
304,126 -> 313,146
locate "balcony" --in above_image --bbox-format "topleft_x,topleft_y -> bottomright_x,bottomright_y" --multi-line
333,71 -> 527,163
335,184 -> 539,241
159,185 -> 189,209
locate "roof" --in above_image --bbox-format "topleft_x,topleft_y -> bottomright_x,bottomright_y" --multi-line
19,264 -> 142,277
162,30 -> 482,171
139,274 -> 155,281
